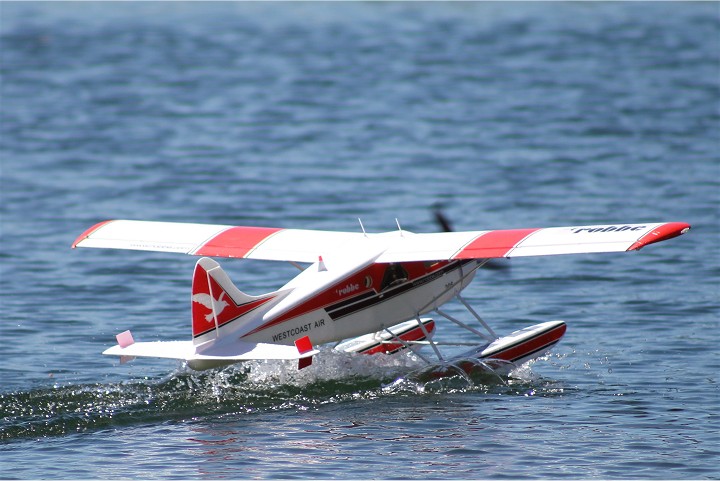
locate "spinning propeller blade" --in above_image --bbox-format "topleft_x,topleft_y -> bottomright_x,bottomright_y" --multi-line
432,207 -> 510,270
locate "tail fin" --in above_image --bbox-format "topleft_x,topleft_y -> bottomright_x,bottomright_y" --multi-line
191,257 -> 280,344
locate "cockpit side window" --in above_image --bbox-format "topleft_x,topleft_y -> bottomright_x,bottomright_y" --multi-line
380,263 -> 408,291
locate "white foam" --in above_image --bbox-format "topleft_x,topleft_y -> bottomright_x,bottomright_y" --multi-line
239,345 -> 427,387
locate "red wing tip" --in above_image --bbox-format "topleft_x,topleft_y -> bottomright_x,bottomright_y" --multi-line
628,222 -> 691,251
71,220 -> 115,248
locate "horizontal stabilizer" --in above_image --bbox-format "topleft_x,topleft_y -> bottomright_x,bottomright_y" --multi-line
104,340 -> 195,360
103,337 -> 319,371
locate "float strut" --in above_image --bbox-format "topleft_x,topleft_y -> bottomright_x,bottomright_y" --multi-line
457,293 -> 498,339
416,316 -> 444,362
435,308 -> 495,343
383,327 -> 434,365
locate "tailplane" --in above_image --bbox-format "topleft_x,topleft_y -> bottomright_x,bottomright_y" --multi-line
102,257 -> 311,370
191,257 -> 281,344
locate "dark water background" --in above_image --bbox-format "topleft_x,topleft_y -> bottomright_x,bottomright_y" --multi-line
1,2 -> 719,479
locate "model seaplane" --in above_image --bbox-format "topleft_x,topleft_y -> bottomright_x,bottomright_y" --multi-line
72,219 -> 690,374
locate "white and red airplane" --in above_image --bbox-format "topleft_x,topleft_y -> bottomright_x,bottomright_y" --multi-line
72,219 -> 690,374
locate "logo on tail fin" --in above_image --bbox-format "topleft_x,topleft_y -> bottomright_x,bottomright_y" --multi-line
192,292 -> 229,323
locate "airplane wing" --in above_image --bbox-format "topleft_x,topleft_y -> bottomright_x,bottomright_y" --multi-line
376,222 -> 691,262
72,220 -> 365,263
73,220 -> 690,263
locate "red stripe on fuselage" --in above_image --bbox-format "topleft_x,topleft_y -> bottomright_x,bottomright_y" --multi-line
242,260 -> 453,338
453,229 -> 539,259
241,265 -> 385,337
194,226 -> 283,258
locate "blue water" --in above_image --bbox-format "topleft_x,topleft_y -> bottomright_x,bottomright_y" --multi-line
1,2 -> 719,479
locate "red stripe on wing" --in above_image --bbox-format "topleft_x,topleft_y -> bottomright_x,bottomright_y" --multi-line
453,228 -> 539,259
194,226 -> 283,258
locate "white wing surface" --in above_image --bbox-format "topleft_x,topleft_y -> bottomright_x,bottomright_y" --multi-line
377,222 -> 691,262
72,220 -> 364,263
73,220 -> 690,263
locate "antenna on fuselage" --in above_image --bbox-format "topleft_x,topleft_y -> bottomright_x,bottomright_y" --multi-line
395,218 -> 404,237
358,218 -> 367,237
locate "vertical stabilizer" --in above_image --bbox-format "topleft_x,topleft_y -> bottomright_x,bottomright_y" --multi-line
191,257 -> 280,345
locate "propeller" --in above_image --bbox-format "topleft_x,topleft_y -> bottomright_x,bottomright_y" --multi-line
431,206 -> 510,270
433,209 -> 454,233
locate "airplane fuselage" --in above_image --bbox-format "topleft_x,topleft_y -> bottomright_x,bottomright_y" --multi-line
239,259 -> 479,347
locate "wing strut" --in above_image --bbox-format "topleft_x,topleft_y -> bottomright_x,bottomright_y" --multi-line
414,259 -> 486,315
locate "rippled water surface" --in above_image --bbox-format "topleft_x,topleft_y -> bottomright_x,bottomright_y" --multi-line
1,2 -> 719,479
